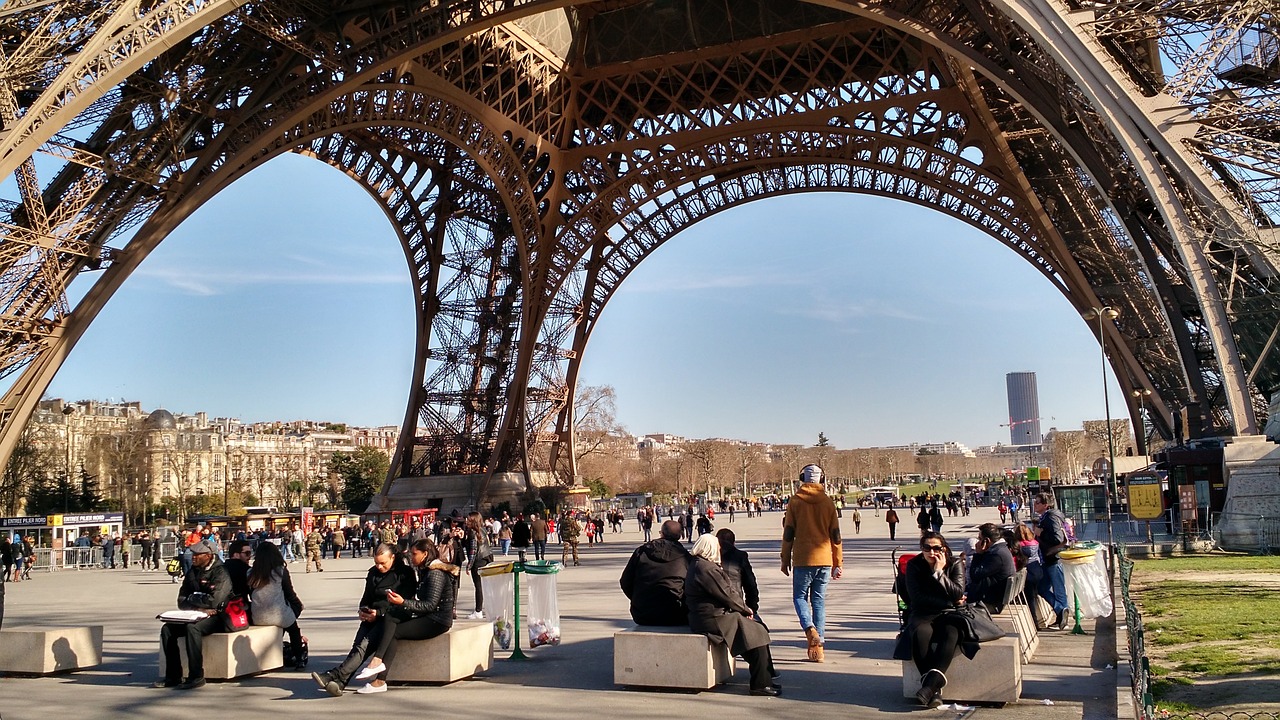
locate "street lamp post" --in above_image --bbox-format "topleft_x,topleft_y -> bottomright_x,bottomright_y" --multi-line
1131,388 -> 1153,455
1084,306 -> 1120,571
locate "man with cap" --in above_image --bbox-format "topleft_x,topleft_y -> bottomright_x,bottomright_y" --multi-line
155,539 -> 233,690
780,464 -> 843,663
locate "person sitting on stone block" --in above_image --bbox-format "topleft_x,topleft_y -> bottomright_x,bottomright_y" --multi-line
154,540 -> 232,691
620,520 -> 690,626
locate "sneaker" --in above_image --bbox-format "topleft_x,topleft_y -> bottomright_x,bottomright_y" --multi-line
151,678 -> 181,688
466,611 -> 485,620
354,663 -> 386,681
178,677 -> 206,690
356,682 -> 388,694
1055,610 -> 1070,631
311,671 -> 332,689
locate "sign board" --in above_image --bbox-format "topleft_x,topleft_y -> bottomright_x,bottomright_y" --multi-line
0,516 -> 48,528
301,507 -> 313,531
1127,473 -> 1164,520
1092,457 -> 1110,479
1026,467 -> 1040,484
1178,486 -> 1197,514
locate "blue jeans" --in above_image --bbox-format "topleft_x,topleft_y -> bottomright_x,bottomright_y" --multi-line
792,566 -> 831,638
500,539 -> 511,556
1039,561 -> 1068,614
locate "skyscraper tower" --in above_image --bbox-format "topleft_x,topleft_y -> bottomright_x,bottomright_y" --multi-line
1006,372 -> 1043,446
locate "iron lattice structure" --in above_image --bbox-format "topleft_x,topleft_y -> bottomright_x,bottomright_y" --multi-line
0,0 -> 1277,498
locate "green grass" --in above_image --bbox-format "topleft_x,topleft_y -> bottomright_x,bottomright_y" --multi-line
1139,581 -> 1276,645
1134,555 -> 1280,572
1134,559 -> 1280,684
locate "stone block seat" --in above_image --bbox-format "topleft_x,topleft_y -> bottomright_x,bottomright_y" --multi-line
614,625 -> 735,690
385,620 -> 494,684
0,625 -> 103,674
159,624 -> 283,680
902,634 -> 1022,705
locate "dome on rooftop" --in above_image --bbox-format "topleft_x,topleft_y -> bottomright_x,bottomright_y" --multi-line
145,408 -> 176,430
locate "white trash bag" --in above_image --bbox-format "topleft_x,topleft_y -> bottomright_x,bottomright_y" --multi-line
1061,547 -> 1114,620
526,571 -> 561,648
481,571 -> 515,650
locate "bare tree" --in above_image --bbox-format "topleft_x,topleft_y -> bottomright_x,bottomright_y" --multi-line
1048,430 -> 1088,482
573,385 -> 626,462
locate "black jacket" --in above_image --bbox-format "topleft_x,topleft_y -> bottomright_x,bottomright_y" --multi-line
397,566 -> 456,627
223,558 -> 252,599
966,541 -> 1016,612
619,538 -> 690,626
1036,508 -> 1069,565
511,520 -> 531,547
720,546 -> 760,613
902,552 -> 964,620
358,561 -> 418,617
177,556 -> 233,612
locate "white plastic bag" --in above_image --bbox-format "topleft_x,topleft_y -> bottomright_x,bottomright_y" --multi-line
481,572 -> 515,649
526,572 -> 561,648
1063,548 -> 1114,619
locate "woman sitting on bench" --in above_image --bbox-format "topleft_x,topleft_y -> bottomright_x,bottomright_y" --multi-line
904,531 -> 965,708
685,534 -> 780,697
350,538 -> 457,694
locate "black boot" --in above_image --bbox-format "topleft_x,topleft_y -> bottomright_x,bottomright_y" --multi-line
916,669 -> 947,707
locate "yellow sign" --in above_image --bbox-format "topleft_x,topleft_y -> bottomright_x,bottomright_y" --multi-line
47,514 -> 62,527
1127,475 -> 1164,520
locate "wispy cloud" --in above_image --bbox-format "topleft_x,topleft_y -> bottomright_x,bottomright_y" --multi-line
786,301 -> 930,325
137,266 -> 405,296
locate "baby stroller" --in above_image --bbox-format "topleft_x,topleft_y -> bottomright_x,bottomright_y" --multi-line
166,557 -> 183,583
892,547 -> 917,629
891,548 -> 917,660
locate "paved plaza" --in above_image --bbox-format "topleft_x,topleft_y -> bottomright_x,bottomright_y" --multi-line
0,505 -> 1117,719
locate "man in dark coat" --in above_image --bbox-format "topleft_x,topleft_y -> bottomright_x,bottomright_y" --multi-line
155,540 -> 233,690
222,540 -> 253,600
619,520 -> 690,626
511,515 -> 532,552
966,523 -> 1016,613
715,528 -> 759,617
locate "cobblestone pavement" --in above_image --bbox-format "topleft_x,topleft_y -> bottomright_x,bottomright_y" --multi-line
0,504 -> 1116,720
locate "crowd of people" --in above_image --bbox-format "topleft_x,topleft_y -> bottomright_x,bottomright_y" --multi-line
6,472 -> 1081,704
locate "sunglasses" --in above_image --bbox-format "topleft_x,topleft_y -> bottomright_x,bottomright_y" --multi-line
922,545 -> 946,552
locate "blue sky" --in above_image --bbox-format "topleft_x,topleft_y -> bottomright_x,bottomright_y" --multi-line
43,153 -> 1124,448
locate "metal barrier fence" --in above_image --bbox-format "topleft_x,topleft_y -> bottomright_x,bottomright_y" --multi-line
1118,547 -> 1278,720
1210,512 -> 1280,555
29,547 -> 104,571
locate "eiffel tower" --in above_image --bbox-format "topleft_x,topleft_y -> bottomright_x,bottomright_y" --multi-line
1,0 -> 1277,507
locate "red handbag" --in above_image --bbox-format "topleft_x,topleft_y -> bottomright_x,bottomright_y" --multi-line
224,597 -> 250,631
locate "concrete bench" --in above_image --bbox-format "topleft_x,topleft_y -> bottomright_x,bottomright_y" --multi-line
385,620 -> 494,684
159,625 -> 283,680
0,626 -> 103,674
902,634 -> 1021,705
993,605 -> 1038,663
614,625 -> 735,690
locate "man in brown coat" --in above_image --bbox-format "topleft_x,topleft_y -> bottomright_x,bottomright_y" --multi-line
780,464 -> 843,662
530,514 -> 549,561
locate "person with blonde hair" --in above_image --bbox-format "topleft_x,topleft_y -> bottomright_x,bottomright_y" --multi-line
686,534 -> 780,697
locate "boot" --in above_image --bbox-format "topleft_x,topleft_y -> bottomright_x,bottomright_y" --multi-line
805,626 -> 824,663
916,669 -> 947,707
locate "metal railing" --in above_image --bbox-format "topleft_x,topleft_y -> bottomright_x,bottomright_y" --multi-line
1211,512 -> 1280,555
28,547 -> 104,571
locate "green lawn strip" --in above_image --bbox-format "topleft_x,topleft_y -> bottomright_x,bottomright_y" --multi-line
1133,555 -> 1280,573
1138,581 -> 1275,646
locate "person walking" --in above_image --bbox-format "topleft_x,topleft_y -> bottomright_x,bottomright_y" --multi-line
885,507 -> 900,540
463,512 -> 493,619
560,513 -> 581,566
530,514 -> 548,561
780,464 -> 843,663
851,508 -> 862,534
305,526 -> 324,573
